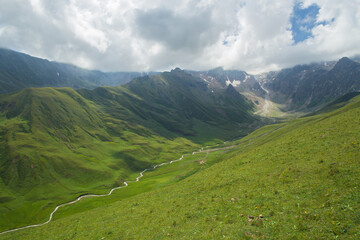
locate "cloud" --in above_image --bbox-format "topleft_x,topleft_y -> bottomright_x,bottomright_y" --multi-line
0,0 -> 359,73
134,8 -> 218,51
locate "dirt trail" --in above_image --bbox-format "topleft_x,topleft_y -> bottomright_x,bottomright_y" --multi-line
259,82 -> 270,114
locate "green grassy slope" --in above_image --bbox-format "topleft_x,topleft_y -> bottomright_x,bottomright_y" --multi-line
4,94 -> 359,239
305,91 -> 360,117
78,68 -> 259,142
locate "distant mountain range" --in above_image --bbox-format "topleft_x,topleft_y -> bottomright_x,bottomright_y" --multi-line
187,58 -> 360,113
1,48 -> 359,114
0,48 -> 158,94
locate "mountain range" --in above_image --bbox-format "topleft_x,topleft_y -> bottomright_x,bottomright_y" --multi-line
2,48 -> 360,114
188,58 -> 360,113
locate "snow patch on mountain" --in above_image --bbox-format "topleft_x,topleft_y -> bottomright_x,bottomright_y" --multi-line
243,74 -> 250,83
225,75 -> 242,87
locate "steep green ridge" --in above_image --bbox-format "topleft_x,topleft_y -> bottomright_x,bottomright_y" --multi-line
0,48 -> 156,94
0,69 -> 258,232
78,68 -> 259,141
4,93 -> 359,239
305,91 -> 360,117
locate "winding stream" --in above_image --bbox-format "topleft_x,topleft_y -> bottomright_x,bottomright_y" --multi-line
0,145 -> 233,235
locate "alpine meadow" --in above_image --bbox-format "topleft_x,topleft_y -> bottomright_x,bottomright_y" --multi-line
0,0 -> 360,239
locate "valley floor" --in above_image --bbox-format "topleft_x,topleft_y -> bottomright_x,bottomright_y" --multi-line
0,144 -> 234,236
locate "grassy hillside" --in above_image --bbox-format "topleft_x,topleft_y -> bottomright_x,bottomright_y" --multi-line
2,92 -> 359,239
305,92 -> 360,117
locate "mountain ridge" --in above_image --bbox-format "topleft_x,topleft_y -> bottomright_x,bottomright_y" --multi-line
263,57 -> 360,111
0,48 -> 158,94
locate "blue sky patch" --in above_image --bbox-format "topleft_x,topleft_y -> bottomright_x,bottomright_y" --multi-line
290,2 -> 328,44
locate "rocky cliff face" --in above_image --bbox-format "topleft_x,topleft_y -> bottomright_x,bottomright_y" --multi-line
263,58 -> 360,110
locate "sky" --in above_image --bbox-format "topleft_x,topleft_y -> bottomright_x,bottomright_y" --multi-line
0,0 -> 359,74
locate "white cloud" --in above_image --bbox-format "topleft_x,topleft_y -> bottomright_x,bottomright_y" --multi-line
65,1 -> 111,53
30,0 -> 45,15
0,0 -> 359,73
